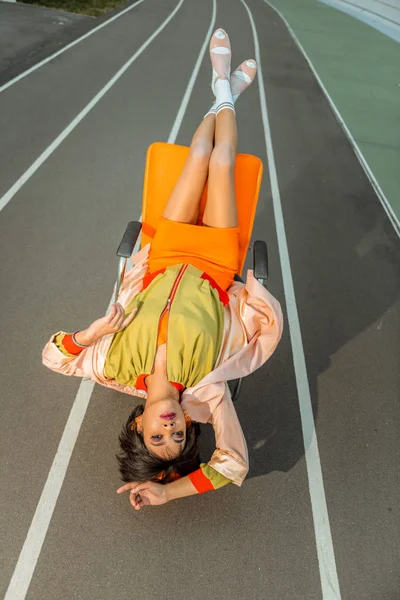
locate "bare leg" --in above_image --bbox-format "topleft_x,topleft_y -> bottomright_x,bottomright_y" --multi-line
162,114 -> 215,224
203,108 -> 238,228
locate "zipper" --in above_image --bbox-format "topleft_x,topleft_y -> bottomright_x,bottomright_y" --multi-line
150,264 -> 188,374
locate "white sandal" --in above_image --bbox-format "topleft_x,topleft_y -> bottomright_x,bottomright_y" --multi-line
230,59 -> 257,102
205,59 -> 257,117
209,28 -> 232,95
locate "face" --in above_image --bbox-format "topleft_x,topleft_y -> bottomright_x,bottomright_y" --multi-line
140,399 -> 186,459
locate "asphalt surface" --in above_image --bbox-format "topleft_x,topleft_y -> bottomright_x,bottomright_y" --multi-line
0,1 -> 94,86
0,0 -> 399,599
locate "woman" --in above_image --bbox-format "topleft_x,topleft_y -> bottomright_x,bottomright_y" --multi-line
42,29 -> 283,510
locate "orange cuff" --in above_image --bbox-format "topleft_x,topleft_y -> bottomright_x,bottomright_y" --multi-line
188,469 -> 215,494
62,334 -> 84,355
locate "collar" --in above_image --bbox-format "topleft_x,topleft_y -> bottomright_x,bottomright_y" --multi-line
136,374 -> 185,394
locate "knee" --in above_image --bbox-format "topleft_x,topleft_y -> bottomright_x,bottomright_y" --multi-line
190,138 -> 213,162
209,143 -> 235,171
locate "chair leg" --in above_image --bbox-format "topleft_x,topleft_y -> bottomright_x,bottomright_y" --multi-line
229,378 -> 242,402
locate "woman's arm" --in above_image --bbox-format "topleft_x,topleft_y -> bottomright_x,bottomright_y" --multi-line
47,304 -> 137,356
183,381 -> 249,486
117,477 -> 198,511
43,304 -> 137,376
117,466 -> 233,511
166,476 -> 199,501
75,304 -> 138,348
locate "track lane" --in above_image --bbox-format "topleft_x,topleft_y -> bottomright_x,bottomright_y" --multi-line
0,0 -> 398,597
254,0 -> 400,597
0,0 -> 213,593
22,2 -> 323,599
0,0 -> 181,202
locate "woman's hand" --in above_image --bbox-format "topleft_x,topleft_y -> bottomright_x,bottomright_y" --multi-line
117,481 -> 169,511
75,304 -> 137,346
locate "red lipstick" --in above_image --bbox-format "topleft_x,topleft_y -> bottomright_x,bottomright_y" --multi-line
160,413 -> 176,420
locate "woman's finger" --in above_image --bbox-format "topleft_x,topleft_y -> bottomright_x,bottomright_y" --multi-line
127,482 -> 150,495
117,482 -> 138,494
110,303 -> 124,328
120,307 -> 137,330
130,493 -> 143,510
107,303 -> 117,323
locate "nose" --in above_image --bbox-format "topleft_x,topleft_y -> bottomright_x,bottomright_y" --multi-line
163,422 -> 175,428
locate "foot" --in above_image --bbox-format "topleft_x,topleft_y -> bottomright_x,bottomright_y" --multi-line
209,28 -> 231,95
205,59 -> 257,118
230,59 -> 257,102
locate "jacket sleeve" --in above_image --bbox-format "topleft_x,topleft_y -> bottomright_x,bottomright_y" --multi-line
183,382 -> 249,488
54,333 -> 85,357
41,244 -> 152,380
241,270 -> 283,366
188,463 -> 232,493
182,272 -> 283,491
207,383 -> 249,486
215,271 -> 283,382
42,331 -> 91,378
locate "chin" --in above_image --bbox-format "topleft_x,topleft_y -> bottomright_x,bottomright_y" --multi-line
156,398 -> 181,410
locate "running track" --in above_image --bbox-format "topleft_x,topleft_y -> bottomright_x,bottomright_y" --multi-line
0,0 -> 399,598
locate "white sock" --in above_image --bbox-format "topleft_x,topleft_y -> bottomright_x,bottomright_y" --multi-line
204,61 -> 256,119
204,79 -> 237,119
214,78 -> 234,116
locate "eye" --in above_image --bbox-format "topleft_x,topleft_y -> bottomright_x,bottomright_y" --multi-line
151,435 -> 163,440
174,431 -> 184,439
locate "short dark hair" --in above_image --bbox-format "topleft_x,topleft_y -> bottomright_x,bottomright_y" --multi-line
117,405 -> 201,484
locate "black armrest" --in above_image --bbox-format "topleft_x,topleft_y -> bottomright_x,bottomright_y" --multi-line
253,240 -> 269,280
116,221 -> 142,258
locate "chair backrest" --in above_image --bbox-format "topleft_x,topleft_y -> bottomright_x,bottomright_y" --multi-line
141,142 -> 263,275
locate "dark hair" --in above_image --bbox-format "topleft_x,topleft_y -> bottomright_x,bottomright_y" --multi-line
117,405 -> 201,484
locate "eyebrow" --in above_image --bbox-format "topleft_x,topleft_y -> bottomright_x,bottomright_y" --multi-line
150,439 -> 184,447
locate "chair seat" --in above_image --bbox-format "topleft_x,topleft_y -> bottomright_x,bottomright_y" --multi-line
141,142 -> 263,275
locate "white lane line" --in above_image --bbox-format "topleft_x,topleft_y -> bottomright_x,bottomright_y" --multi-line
4,2 -> 216,597
326,0 -> 400,26
265,0 -> 400,238
167,0 -> 216,143
0,0 -> 185,215
375,0 -> 400,12
4,380 -> 96,600
0,0 -> 146,93
239,0 -> 342,598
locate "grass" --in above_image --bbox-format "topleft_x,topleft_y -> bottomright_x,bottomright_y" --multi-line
21,0 -> 128,17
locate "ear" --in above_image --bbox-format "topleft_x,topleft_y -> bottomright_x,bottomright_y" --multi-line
135,414 -> 143,433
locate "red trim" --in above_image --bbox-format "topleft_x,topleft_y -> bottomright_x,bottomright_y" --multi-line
168,264 -> 188,305
142,221 -> 157,239
62,334 -> 84,355
171,381 -> 185,393
135,374 -> 184,394
142,268 -> 166,291
144,267 -> 229,306
201,272 -> 230,306
188,469 -> 215,494
136,373 -> 149,392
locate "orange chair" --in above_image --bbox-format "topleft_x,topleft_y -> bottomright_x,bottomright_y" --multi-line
116,142 -> 268,281
140,142 -> 264,276
115,143 -> 269,400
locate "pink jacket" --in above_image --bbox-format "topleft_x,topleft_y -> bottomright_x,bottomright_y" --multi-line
42,244 -> 283,486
